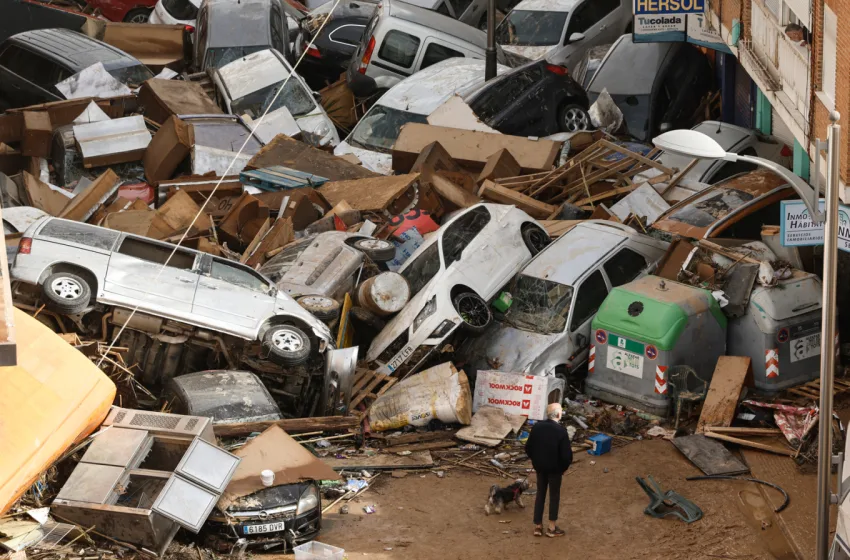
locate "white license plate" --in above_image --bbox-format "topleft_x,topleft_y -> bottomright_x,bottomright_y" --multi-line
386,344 -> 415,372
606,348 -> 644,378
790,333 -> 821,363
243,521 -> 285,535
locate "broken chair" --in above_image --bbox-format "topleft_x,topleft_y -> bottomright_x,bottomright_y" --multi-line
667,366 -> 708,431
636,475 -> 703,523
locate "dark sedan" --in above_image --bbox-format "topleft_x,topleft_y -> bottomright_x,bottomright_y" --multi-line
466,58 -> 591,137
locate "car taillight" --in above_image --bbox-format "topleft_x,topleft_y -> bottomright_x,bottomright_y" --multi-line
545,63 -> 568,75
18,237 -> 31,255
184,24 -> 195,33
359,36 -> 376,74
306,45 -> 322,58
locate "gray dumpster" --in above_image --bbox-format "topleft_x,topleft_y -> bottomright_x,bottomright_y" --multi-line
586,276 -> 727,417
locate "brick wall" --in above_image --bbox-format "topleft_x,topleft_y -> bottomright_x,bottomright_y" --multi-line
709,0 -> 743,35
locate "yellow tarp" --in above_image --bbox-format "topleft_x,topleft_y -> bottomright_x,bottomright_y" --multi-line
0,309 -> 116,513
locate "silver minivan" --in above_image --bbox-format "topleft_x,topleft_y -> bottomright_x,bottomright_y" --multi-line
11,217 -> 334,366
461,221 -> 668,380
347,0 -> 508,91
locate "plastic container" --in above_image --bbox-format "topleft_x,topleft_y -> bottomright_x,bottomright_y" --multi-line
587,433 -> 612,455
293,541 -> 345,560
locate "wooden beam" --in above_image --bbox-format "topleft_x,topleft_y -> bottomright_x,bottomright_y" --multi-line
704,432 -> 794,456
213,415 -> 360,437
478,180 -> 557,219
697,356 -> 752,434
573,184 -> 638,207
599,140 -> 675,175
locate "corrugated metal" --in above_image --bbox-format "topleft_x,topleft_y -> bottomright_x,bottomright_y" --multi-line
734,62 -> 754,128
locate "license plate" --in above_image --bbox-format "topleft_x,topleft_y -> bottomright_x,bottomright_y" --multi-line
386,344 -> 415,372
606,348 -> 644,378
790,333 -> 820,363
243,521 -> 285,535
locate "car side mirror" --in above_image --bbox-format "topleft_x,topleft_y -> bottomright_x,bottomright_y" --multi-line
569,32 -> 585,43
576,333 -> 588,349
312,91 -> 322,102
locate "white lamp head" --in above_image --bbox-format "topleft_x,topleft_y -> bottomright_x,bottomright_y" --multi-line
653,129 -> 729,160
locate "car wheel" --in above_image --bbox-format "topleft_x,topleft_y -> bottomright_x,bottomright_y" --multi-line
349,306 -> 387,331
42,272 -> 91,315
297,295 -> 341,323
521,225 -> 550,255
559,103 -> 591,133
124,8 -> 152,22
452,292 -> 492,335
263,324 -> 312,367
353,238 -> 397,262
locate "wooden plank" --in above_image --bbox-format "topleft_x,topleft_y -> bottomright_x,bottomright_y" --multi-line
573,184 -> 638,207
349,375 -> 386,410
383,431 -> 455,447
478,180 -> 557,219
351,370 -> 376,396
477,148 -> 521,185
59,169 -> 120,222
319,174 -> 419,212
430,173 -> 481,208
661,158 -> 699,197
323,450 -> 434,471
707,427 -> 783,435
212,415 -> 360,437
386,441 -> 457,453
599,140 -> 674,175
704,432 -> 794,456
697,356 -> 752,434
374,377 -> 397,397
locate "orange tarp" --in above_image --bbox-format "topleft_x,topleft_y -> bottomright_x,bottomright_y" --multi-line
0,309 -> 115,513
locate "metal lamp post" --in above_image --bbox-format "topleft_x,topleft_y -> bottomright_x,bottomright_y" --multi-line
655,120 -> 841,559
485,0 -> 496,80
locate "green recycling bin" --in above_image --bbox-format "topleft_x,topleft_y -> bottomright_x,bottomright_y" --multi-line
586,276 -> 727,417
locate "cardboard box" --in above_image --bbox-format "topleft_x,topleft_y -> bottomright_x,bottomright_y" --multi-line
143,116 -> 194,184
392,124 -> 561,174
246,135 -> 377,181
217,192 -> 270,251
319,174 -> 421,214
21,112 -> 52,158
74,116 -> 151,168
99,23 -> 186,71
138,79 -> 222,125
60,170 -> 121,223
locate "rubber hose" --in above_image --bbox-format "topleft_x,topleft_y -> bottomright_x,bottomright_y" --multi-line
685,475 -> 790,513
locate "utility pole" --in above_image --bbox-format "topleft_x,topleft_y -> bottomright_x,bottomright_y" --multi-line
485,0 -> 496,80
816,111 -> 840,559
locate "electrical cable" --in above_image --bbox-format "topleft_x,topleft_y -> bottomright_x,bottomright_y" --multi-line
685,475 -> 790,512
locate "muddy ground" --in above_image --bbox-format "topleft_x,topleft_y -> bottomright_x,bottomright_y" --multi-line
312,439 -> 803,560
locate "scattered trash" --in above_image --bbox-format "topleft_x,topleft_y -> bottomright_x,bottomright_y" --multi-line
637,476 -> 703,524
363,505 -> 376,514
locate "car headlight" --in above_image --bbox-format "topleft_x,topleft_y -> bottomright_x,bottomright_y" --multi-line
296,486 -> 319,515
413,296 -> 437,332
428,319 -> 455,339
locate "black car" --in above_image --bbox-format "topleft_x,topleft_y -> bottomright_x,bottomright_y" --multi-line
0,28 -> 153,110
585,34 -> 715,142
465,58 -> 591,137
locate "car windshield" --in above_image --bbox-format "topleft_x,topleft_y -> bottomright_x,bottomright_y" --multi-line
348,105 -> 429,153
107,64 -> 155,87
231,79 -> 316,119
503,275 -> 573,335
400,242 -> 441,299
258,237 -> 312,282
666,187 -> 756,227
206,46 -> 266,69
496,10 -> 568,46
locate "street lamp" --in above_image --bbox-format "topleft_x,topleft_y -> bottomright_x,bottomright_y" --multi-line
655,122 -> 841,560
485,0 -> 496,80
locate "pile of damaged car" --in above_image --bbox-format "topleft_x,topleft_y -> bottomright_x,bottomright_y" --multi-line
2,0 -> 848,556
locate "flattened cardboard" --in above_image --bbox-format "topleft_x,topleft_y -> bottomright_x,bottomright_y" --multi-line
0,145 -> 25,177
319,174 -> 419,214
244,217 -> 294,267
157,189 -> 212,233
246,135 -> 377,181
22,172 -> 68,217
138,80 -> 222,125
0,114 -> 24,145
217,425 -> 338,511
100,23 -> 185,70
217,192 -> 270,251
102,208 -> 174,239
144,116 -> 194,184
21,112 -> 52,158
59,169 -> 120,222
161,175 -> 243,206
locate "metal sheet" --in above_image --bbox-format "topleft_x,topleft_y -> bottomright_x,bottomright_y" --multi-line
320,346 -> 359,416
55,464 -> 125,504
80,427 -> 151,467
671,434 -> 749,476
152,475 -> 220,533
174,438 -> 240,494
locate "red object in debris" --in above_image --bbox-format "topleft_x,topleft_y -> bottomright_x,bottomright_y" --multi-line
306,45 -> 322,59
117,182 -> 155,205
85,0 -> 157,22
359,36 -> 376,74
184,24 -> 196,33
18,238 -> 31,255
780,144 -> 793,157
388,209 -> 439,236
333,214 -> 347,231
545,64 -> 568,76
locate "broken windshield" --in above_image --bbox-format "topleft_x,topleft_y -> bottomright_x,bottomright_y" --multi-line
495,10 -> 568,46
349,105 -> 429,153
400,242 -> 441,299
667,188 -> 755,228
231,80 -> 316,119
503,275 -> 573,335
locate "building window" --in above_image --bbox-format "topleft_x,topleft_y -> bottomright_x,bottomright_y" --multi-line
821,5 -> 837,106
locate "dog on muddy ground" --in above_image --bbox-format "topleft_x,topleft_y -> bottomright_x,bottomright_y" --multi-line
484,479 -> 529,515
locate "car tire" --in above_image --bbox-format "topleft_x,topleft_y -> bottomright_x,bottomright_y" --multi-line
42,272 -> 91,315
263,324 -> 312,367
124,7 -> 152,22
452,292 -> 492,335
559,103 -> 591,133
521,225 -> 550,255
297,295 -> 341,323
349,306 -> 387,331
353,238 -> 396,262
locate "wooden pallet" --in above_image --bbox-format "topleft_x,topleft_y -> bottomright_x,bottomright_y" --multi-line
349,369 -> 398,413
786,377 -> 850,400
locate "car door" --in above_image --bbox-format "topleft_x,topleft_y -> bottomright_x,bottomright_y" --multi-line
192,256 -> 276,332
561,0 -> 620,66
417,39 -> 466,71
103,236 -> 201,316
566,269 -> 610,365
372,27 -> 421,81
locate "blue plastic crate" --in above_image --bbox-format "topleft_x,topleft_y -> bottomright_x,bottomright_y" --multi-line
587,433 -> 612,456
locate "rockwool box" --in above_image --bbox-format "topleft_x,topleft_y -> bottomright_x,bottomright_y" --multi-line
473,371 -> 565,421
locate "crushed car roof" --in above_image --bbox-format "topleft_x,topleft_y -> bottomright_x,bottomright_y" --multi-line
216,49 -> 290,101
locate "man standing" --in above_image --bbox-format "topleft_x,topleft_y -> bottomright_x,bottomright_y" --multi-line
524,403 -> 572,537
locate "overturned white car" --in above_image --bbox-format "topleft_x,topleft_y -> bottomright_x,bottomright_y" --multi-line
366,204 -> 550,375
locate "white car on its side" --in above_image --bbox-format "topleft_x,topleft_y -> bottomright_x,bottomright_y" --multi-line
366,203 -> 550,376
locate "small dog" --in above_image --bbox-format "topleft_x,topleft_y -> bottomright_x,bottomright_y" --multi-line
484,479 -> 529,515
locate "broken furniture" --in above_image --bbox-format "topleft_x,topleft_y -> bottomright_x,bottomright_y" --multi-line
586,276 -> 727,417
51,407 -> 240,555
666,366 -> 708,430
239,166 -> 329,192
636,476 -> 703,523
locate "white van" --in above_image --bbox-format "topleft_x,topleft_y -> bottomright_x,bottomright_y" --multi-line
335,57 -> 507,174
346,0 -> 508,92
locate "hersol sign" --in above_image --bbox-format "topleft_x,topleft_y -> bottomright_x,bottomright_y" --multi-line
634,0 -> 706,14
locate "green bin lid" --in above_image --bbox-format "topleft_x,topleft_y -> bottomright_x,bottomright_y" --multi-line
591,276 -> 727,351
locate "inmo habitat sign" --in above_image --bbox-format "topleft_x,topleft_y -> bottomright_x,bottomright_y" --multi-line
780,199 -> 850,252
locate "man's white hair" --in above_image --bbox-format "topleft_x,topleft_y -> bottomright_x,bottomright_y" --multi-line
546,403 -> 562,420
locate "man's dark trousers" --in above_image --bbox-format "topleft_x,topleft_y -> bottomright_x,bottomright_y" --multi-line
533,471 -> 562,524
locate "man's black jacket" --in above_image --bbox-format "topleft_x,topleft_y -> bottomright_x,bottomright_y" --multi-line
524,418 -> 573,474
